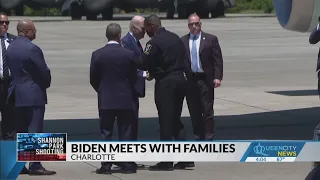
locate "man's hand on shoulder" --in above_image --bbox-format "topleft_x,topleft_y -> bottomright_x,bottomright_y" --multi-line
214,79 -> 221,88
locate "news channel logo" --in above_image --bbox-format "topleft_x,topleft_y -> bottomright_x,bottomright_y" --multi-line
247,142 -> 305,157
17,133 -> 67,161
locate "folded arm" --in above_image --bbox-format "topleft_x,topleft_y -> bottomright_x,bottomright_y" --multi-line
30,46 -> 51,89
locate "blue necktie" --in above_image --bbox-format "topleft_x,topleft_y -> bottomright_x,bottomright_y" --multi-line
1,36 -> 9,77
137,41 -> 143,52
191,35 -> 198,72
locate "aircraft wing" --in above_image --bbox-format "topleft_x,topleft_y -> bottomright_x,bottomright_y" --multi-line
273,0 -> 320,32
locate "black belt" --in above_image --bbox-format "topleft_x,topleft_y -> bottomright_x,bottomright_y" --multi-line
191,72 -> 205,76
0,76 -> 11,83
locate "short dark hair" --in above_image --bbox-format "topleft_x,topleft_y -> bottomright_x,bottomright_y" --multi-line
145,14 -> 161,27
106,23 -> 121,40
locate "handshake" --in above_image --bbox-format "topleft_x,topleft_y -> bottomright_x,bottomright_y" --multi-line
145,71 -> 153,81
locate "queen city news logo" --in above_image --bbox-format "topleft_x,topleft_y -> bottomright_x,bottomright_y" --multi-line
251,142 -> 299,157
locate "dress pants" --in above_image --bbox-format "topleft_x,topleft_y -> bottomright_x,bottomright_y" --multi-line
99,109 -> 135,168
154,73 -> 186,141
16,106 -> 45,170
132,98 -> 139,140
0,79 -> 15,140
318,79 -> 320,99
186,73 -> 214,140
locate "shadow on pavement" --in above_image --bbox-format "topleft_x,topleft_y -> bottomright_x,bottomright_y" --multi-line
40,107 -> 320,141
266,89 -> 319,96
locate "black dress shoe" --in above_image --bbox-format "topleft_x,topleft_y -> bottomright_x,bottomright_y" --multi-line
149,162 -> 174,171
174,162 -> 195,169
96,166 -> 112,175
28,167 -> 56,175
136,164 -> 146,170
115,163 -> 136,174
120,167 -> 137,174
20,166 -> 29,174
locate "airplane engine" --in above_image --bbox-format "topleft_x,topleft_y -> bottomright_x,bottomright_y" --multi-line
273,0 -> 320,32
0,0 -> 24,9
31,0 -> 65,6
83,0 -> 115,13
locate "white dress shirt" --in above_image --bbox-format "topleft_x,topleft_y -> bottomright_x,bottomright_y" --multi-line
0,33 -> 10,78
189,32 -> 204,73
107,40 -> 119,44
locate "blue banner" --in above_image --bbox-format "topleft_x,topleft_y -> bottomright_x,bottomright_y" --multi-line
0,141 -> 26,180
240,141 -> 306,161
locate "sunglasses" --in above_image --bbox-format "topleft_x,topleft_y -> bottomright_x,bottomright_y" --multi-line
0,21 -> 9,25
188,22 -> 201,26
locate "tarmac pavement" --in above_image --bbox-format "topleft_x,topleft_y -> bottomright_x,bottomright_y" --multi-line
0,15 -> 318,179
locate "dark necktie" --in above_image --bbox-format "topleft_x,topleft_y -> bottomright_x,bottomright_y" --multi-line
1,36 -> 9,77
137,41 -> 143,52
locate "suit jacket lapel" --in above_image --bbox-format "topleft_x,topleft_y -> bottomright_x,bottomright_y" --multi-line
199,32 -> 205,54
182,35 -> 191,62
126,32 -> 142,54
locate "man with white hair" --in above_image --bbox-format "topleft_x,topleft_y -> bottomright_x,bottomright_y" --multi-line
121,15 -> 148,170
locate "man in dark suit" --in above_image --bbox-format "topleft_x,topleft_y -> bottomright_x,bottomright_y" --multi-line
6,19 -> 56,175
306,16 -> 320,180
0,13 -> 17,140
121,15 -> 148,170
121,15 -> 147,141
90,23 -> 138,174
181,13 -> 223,142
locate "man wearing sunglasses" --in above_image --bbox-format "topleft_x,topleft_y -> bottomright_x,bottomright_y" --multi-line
179,13 -> 224,168
0,13 -> 17,141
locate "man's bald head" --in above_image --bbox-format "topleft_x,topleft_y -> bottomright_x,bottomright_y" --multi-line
144,14 -> 162,38
0,13 -> 9,36
130,15 -> 144,30
17,19 -> 36,41
145,14 -> 161,27
129,15 -> 145,40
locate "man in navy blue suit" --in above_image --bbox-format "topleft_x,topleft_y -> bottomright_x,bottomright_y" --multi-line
121,15 -> 148,140
121,15 -> 148,170
6,19 -> 56,175
90,23 -> 140,174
